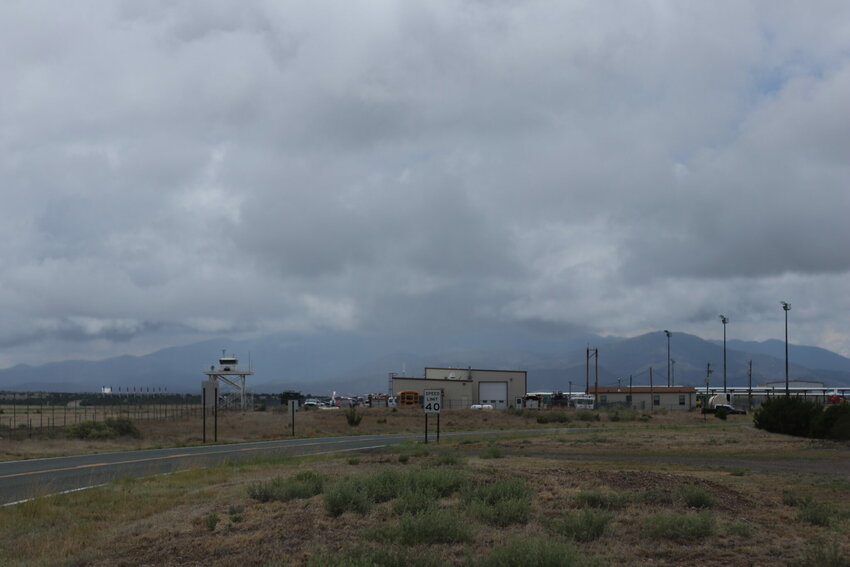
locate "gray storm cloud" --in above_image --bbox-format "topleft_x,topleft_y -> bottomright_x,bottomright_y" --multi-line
1,1 -> 849,366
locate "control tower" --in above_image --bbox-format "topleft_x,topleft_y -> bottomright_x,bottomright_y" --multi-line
203,350 -> 254,410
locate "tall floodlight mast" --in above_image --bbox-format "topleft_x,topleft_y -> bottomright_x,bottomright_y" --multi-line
719,315 -> 728,392
781,302 -> 791,396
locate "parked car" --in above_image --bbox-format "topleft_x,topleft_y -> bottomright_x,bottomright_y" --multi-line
714,403 -> 746,415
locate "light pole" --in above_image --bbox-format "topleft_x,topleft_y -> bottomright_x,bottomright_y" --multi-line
719,315 -> 728,392
664,330 -> 672,387
586,348 -> 598,405
781,301 -> 791,396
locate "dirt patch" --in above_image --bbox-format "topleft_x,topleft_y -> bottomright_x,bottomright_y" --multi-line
72,444 -> 848,567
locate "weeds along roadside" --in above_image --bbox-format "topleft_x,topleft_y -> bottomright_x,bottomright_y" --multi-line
0,405 -> 755,462
2,431 -> 849,567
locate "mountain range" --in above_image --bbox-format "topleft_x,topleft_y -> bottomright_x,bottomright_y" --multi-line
1,330 -> 848,395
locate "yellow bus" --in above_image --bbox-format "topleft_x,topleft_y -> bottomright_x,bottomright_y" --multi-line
397,390 -> 420,407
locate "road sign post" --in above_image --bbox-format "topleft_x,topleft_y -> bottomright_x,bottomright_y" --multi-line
423,390 -> 442,444
288,400 -> 298,436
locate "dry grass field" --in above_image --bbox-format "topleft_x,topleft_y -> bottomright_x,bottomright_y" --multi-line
1,407 -> 848,566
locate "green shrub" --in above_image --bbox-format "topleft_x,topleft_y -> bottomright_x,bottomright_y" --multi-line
481,446 -> 502,459
801,539 -> 850,567
324,479 -> 373,516
680,485 -> 714,509
537,411 -> 570,423
475,538 -> 590,567
248,471 -> 325,503
811,404 -> 850,440
396,509 -> 474,544
65,418 -> 140,440
714,407 -> 729,420
637,488 -> 673,506
432,451 -> 464,466
551,509 -> 611,542
345,406 -> 363,427
754,396 -> 823,437
203,512 -> 218,532
470,497 -> 532,526
575,410 -> 600,422
797,500 -> 835,527
464,478 -> 529,505
782,489 -> 806,507
325,468 -> 468,517
574,490 -> 628,510
726,520 -> 754,537
642,511 -> 715,542
362,469 -> 405,502
464,478 -> 532,526
406,468 -> 468,497
388,469 -> 468,516
391,485 -> 439,516
307,544 -> 438,567
607,407 -> 639,422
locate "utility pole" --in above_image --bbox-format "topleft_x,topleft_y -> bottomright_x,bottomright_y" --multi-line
649,367 -> 654,410
747,360 -> 753,410
586,348 -> 598,404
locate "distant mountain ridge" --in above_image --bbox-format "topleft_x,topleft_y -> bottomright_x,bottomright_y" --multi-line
0,331 -> 848,394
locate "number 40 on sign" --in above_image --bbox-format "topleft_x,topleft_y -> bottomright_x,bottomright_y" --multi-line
423,390 -> 442,413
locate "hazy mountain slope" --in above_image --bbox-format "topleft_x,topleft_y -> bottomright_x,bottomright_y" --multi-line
1,331 -> 848,393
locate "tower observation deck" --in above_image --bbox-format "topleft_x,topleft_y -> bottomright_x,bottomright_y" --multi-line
202,351 -> 254,410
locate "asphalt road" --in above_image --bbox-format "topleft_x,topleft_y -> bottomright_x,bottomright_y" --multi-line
2,424 -> 767,506
0,433 -> 424,505
0,428 -> 543,505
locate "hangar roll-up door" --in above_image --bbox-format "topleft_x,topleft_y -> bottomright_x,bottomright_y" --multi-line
479,382 -> 508,409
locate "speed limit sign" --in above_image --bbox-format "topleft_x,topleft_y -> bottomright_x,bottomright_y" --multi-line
423,390 -> 442,414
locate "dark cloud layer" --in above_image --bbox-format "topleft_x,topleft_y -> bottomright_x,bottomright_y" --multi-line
1,1 -> 849,367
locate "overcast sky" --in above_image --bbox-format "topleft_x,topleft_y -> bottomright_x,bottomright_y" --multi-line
2,1 -> 849,368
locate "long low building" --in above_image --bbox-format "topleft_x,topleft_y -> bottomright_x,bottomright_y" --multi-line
392,367 -> 527,409
589,386 -> 698,411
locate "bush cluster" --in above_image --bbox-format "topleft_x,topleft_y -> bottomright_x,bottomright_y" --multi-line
475,538 -> 588,567
642,511 -> 715,542
65,418 -> 140,440
551,509 -> 612,542
248,471 -> 326,503
324,468 -> 469,517
607,407 -> 639,422
463,478 -> 532,526
680,485 -> 714,509
307,544 -> 436,567
811,404 -> 850,440
365,508 -> 473,545
344,406 -> 363,427
573,490 -> 629,510
753,396 -> 823,437
536,411 -> 571,424
754,397 -> 850,440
